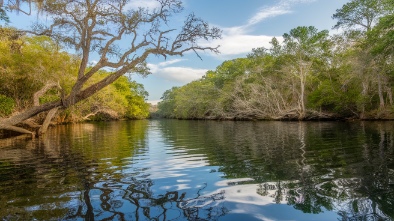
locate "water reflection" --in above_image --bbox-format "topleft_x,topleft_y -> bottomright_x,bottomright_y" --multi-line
0,120 -> 393,220
158,120 -> 394,220
0,121 -> 229,220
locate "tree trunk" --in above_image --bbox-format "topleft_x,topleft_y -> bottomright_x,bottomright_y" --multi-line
298,62 -> 307,120
0,123 -> 36,138
360,81 -> 369,119
0,71 -> 122,136
38,107 -> 60,135
378,74 -> 385,109
33,82 -> 59,106
0,101 -> 62,135
386,86 -> 393,105
0,101 -> 62,126
300,75 -> 306,119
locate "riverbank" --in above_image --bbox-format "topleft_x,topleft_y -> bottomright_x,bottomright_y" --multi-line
152,108 -> 394,121
2,107 -> 394,140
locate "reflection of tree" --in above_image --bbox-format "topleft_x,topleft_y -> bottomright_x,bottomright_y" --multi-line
285,123 -> 334,214
63,177 -> 228,221
0,120 -> 229,220
278,122 -> 393,220
159,120 -> 394,220
340,122 -> 394,220
125,179 -> 227,221
0,121 -> 150,220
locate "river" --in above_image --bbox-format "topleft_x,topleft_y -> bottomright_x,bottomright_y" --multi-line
0,120 -> 393,220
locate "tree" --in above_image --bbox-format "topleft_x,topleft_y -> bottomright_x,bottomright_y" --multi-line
0,30 -> 78,109
280,26 -> 330,119
370,13 -> 394,57
333,0 -> 394,114
332,0 -> 390,31
0,0 -> 221,136
157,87 -> 179,118
69,75 -> 150,121
206,58 -> 253,89
219,51 -> 291,119
173,80 -> 219,119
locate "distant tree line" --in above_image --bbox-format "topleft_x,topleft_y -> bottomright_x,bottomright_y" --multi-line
157,0 -> 394,120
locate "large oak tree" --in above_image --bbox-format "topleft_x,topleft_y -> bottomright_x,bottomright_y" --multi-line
0,0 -> 221,136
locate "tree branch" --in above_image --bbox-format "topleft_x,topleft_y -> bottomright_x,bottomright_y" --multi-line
33,82 -> 60,106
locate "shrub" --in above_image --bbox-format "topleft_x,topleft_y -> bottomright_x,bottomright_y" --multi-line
0,94 -> 15,117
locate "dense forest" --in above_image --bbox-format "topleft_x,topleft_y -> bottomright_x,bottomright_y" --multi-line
157,0 -> 394,120
0,28 -> 150,122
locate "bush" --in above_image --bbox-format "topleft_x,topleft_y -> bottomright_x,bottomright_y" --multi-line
0,94 -> 15,117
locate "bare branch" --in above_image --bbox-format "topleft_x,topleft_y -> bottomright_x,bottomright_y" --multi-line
33,82 -> 60,106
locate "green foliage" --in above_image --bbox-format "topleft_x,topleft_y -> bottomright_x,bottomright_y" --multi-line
71,74 -> 150,121
157,87 -> 180,118
332,0 -> 390,31
159,0 -> 394,119
174,80 -> 219,119
158,21 -> 394,119
157,80 -> 221,119
0,27 -> 150,121
0,94 -> 15,117
369,13 -> 394,57
0,28 -> 78,108
205,58 -> 253,89
307,80 -> 359,116
122,79 -> 150,119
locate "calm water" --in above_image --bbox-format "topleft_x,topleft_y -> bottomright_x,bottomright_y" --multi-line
0,120 -> 393,221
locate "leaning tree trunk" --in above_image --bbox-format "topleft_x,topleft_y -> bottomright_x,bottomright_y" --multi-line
38,107 -> 60,135
0,101 -> 62,137
0,67 -> 129,137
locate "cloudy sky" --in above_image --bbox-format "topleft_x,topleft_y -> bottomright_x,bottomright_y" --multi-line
131,0 -> 349,104
6,0 -> 350,104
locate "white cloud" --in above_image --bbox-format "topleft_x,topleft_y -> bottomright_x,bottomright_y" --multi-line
244,0 -> 316,31
155,67 -> 208,83
147,59 -> 208,84
157,59 -> 185,67
247,5 -> 290,27
197,0 -> 314,59
202,34 -> 282,59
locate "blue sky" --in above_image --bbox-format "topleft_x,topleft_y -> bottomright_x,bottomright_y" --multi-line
6,0 -> 350,104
